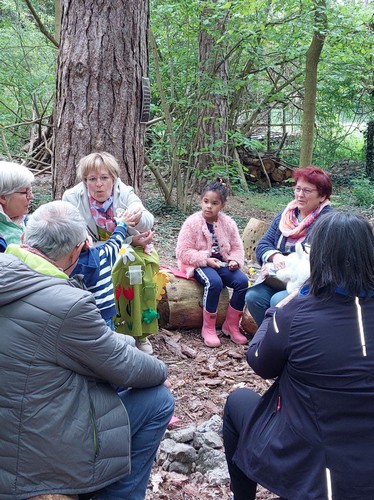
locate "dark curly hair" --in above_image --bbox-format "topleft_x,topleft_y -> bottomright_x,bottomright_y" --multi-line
200,178 -> 229,204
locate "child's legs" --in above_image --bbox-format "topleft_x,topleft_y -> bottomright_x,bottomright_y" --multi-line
194,267 -> 223,313
219,267 -> 249,310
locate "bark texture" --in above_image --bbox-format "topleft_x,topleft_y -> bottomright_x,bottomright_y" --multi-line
53,0 -> 149,198
195,2 -> 229,173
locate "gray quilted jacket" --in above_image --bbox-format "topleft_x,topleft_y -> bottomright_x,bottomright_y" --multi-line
0,251 -> 168,499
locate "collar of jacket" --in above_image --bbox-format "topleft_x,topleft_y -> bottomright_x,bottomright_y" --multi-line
5,244 -> 69,279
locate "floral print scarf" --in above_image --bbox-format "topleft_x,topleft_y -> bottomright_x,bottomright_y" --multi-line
88,195 -> 116,234
279,199 -> 331,239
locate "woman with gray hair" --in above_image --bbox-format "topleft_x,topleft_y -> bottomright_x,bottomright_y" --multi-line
0,161 -> 34,245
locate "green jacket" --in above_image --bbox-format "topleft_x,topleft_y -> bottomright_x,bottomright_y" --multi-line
0,212 -> 25,244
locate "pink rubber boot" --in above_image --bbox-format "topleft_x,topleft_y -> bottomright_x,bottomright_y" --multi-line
222,304 -> 248,345
201,309 -> 221,347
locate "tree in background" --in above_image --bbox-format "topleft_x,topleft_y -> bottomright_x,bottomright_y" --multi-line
53,0 -> 149,198
195,0 -> 229,176
299,0 -> 327,167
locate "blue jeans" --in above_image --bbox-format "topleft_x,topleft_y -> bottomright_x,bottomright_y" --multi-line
245,282 -> 288,326
94,385 -> 175,500
194,266 -> 249,313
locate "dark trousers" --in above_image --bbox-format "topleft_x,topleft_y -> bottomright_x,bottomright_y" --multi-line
223,388 -> 287,500
223,388 -> 260,500
194,265 -> 248,313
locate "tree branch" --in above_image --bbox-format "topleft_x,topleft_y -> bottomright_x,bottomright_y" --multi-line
24,0 -> 59,48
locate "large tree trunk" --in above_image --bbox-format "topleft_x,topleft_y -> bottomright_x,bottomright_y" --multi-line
299,0 -> 327,167
53,0 -> 149,199
195,1 -> 229,174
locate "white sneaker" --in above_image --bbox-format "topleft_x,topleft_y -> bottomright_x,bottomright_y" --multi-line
135,337 -> 153,354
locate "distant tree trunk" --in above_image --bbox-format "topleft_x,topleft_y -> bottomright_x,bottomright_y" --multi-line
365,121 -> 374,179
53,0 -> 149,199
299,0 -> 327,167
195,1 -> 229,175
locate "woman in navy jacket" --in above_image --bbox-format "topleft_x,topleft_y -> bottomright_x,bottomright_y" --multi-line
224,211 -> 374,500
245,166 -> 333,326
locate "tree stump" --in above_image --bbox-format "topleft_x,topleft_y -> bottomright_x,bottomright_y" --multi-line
242,218 -> 270,262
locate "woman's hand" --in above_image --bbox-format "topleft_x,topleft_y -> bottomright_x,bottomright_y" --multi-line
115,209 -> 138,227
132,230 -> 154,248
260,263 -> 271,279
272,252 -> 287,270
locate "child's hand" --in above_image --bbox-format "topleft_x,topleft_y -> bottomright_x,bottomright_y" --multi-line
207,257 -> 222,269
132,230 -> 154,248
115,209 -> 138,227
228,260 -> 239,271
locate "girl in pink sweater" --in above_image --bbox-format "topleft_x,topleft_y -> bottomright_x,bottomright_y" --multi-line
176,179 -> 249,347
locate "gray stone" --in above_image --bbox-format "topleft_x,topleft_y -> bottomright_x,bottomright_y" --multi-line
195,446 -> 227,474
157,414 -> 230,484
193,430 -> 223,450
168,424 -> 196,443
196,414 -> 223,434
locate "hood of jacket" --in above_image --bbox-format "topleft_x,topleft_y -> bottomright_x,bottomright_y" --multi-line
0,245 -> 70,308
72,246 -> 100,288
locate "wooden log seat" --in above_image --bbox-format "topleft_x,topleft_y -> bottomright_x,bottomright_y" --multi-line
157,270 -> 257,335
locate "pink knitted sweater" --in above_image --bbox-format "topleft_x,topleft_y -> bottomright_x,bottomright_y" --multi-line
176,211 -> 245,278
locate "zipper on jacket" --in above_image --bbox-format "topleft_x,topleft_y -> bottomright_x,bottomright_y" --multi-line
89,405 -> 100,457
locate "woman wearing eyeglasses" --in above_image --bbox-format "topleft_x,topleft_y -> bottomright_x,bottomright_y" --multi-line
245,166 -> 333,326
62,152 -> 158,354
0,161 -> 34,245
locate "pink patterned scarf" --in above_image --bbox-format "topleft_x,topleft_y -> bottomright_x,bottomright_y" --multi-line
279,199 -> 331,239
88,195 -> 116,234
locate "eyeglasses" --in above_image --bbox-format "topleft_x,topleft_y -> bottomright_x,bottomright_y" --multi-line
294,187 -> 317,195
86,176 -> 112,184
15,188 -> 33,198
76,238 -> 89,248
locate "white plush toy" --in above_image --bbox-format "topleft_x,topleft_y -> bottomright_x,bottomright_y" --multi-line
276,242 -> 310,294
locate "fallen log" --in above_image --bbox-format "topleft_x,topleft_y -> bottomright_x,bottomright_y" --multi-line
157,271 -> 257,335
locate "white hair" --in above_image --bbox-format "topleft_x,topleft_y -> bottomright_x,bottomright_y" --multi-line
0,161 -> 34,195
24,201 -> 87,261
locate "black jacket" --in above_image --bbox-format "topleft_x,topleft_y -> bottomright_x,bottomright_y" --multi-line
234,292 -> 374,499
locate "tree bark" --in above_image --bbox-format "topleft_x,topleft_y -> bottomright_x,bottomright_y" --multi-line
195,1 -> 229,174
53,0 -> 149,199
299,0 -> 327,167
